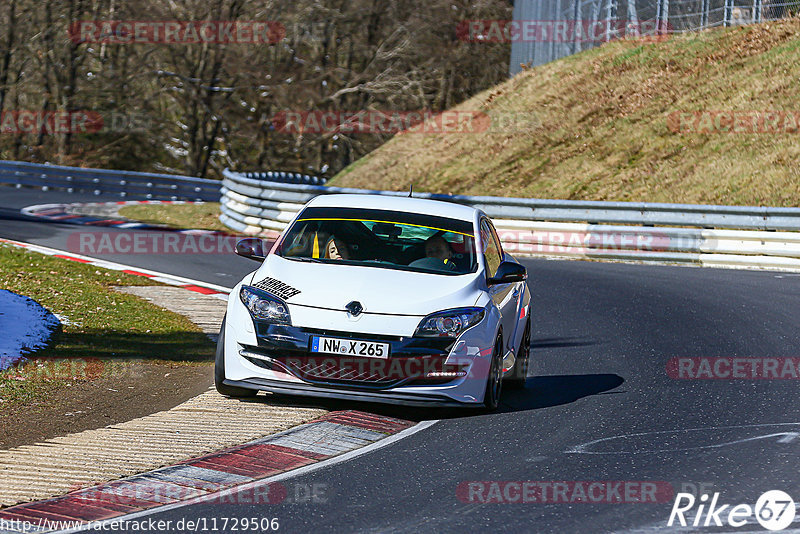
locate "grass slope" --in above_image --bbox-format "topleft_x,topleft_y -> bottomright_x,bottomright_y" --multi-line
330,18 -> 800,206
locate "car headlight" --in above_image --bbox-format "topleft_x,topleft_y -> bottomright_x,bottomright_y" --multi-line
239,285 -> 291,325
414,307 -> 484,338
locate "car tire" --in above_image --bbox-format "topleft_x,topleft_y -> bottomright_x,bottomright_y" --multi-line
505,317 -> 531,390
214,315 -> 258,398
483,336 -> 504,410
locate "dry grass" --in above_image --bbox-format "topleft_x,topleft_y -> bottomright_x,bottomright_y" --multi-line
118,202 -> 229,232
330,18 -> 800,206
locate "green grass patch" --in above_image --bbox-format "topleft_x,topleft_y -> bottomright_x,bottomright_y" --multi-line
612,45 -> 646,66
118,202 -> 229,232
762,38 -> 800,58
0,244 -> 213,409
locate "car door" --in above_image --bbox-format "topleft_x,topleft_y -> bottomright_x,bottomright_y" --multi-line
481,218 -> 518,355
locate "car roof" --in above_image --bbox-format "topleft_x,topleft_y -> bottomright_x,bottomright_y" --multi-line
305,194 -> 479,223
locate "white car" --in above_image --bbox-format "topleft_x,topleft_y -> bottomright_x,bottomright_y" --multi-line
215,194 -> 531,409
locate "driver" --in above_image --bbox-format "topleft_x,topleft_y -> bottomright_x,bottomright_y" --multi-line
424,235 -> 457,270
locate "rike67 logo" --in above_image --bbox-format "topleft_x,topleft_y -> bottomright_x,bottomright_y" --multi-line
669,490 -> 796,531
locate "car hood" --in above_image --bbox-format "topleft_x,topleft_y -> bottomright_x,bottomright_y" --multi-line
252,255 -> 483,316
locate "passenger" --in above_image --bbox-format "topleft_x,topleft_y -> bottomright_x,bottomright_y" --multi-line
285,228 -> 326,257
423,235 -> 456,270
324,236 -> 350,260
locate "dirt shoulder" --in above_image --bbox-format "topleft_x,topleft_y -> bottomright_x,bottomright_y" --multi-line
0,362 -> 212,449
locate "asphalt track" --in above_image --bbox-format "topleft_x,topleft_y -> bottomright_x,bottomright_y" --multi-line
2,186 -> 800,533
0,187 -> 256,286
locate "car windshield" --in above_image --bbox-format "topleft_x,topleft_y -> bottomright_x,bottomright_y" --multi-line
276,206 -> 477,275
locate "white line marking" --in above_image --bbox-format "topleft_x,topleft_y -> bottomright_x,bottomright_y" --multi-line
50,420 -> 438,534
567,422 -> 800,454
778,432 -> 800,443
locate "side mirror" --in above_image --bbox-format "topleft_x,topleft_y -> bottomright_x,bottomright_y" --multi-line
487,261 -> 527,285
235,238 -> 266,262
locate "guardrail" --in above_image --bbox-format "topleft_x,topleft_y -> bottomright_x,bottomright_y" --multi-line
3,160 -> 799,271
0,160 -> 324,202
221,168 -> 800,272
0,160 -> 220,201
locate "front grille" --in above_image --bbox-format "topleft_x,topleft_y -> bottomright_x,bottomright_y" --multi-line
283,357 -> 406,387
240,343 -> 451,390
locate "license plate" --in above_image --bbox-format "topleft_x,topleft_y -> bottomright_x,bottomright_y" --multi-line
310,336 -> 390,359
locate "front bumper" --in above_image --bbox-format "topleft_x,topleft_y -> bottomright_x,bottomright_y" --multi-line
242,323 -> 464,389
223,301 -> 499,406
222,377 -> 477,407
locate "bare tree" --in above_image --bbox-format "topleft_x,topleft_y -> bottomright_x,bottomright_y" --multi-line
0,0 -> 512,177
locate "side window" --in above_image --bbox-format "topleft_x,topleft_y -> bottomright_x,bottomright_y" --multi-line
480,219 -> 502,278
487,219 -> 504,259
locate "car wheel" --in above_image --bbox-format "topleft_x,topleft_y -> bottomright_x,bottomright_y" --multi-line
505,317 -> 531,390
483,336 -> 504,410
214,315 -> 258,398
